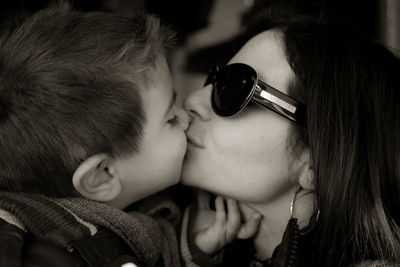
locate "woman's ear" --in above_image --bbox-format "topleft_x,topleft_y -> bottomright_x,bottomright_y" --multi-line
72,154 -> 122,202
297,149 -> 315,191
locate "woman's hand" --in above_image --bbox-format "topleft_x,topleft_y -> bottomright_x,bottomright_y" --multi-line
193,190 -> 262,255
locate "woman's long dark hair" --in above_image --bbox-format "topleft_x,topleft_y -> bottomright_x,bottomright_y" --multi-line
241,8 -> 400,265
283,19 -> 400,266
239,2 -> 400,264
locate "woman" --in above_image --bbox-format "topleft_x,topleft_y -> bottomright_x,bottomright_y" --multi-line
180,16 -> 400,267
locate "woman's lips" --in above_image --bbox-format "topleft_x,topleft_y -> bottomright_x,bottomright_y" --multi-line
187,135 -> 204,148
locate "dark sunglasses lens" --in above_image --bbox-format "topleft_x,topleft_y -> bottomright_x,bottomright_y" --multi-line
211,64 -> 256,116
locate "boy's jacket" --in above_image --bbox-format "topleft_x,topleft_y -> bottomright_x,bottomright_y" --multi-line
0,191 -> 182,267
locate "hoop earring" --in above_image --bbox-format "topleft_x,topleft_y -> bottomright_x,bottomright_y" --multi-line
289,184 -> 320,222
289,185 -> 302,218
270,185 -> 302,267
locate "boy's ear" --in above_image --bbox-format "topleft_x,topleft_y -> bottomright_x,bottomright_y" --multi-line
72,154 -> 122,202
297,149 -> 315,191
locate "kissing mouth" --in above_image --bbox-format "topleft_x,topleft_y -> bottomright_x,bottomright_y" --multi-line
187,136 -> 204,148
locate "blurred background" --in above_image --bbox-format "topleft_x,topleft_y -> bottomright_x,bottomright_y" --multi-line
0,0 -> 399,103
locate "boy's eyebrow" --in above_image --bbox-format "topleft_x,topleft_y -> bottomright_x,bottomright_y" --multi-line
165,90 -> 177,116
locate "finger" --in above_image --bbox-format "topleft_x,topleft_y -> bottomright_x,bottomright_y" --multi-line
237,212 -> 262,239
238,202 -> 259,221
226,198 -> 240,231
224,198 -> 242,241
214,196 -> 227,223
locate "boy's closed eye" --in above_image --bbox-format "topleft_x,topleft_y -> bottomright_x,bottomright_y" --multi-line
165,90 -> 178,126
167,113 -> 179,125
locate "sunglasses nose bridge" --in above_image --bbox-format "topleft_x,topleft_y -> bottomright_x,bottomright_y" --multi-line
204,65 -> 220,86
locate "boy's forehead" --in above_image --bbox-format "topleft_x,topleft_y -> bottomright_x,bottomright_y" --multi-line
139,59 -> 174,112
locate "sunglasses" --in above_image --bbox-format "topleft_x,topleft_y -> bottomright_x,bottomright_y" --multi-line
205,63 -> 306,125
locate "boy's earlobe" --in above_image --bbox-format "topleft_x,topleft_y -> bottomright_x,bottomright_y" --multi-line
72,154 -> 122,202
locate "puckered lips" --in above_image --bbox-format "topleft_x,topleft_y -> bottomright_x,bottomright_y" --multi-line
186,134 -> 204,149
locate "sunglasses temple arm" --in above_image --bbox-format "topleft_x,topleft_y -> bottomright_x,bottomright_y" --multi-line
253,84 -> 306,125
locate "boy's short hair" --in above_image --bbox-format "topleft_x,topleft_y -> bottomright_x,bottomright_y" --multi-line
0,4 -> 176,197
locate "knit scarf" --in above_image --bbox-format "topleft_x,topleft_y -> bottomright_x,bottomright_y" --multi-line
0,191 -> 181,267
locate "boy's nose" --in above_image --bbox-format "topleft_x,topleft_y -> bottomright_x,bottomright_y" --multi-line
183,86 -> 212,122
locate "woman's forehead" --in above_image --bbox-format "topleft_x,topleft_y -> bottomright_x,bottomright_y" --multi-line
229,29 -> 285,65
229,29 -> 294,92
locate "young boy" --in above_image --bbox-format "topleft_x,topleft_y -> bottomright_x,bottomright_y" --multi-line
0,4 -> 189,267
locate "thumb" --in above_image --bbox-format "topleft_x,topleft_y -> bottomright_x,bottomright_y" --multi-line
237,213 -> 262,239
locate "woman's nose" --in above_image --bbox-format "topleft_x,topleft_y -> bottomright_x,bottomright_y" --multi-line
183,86 -> 212,121
176,106 -> 190,131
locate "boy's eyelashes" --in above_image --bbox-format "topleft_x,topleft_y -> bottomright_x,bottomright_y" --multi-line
167,114 -> 179,125
166,104 -> 179,126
